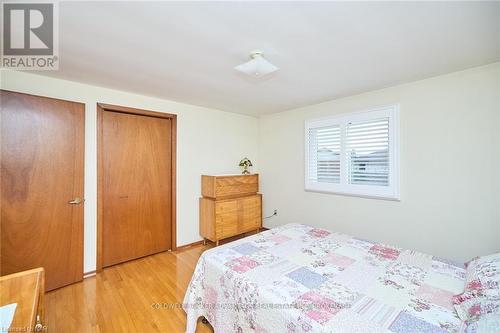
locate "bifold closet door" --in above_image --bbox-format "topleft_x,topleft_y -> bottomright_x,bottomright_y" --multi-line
1,90 -> 84,291
101,110 -> 172,267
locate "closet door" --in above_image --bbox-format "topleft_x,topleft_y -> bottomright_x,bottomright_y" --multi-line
101,110 -> 173,267
1,90 -> 84,291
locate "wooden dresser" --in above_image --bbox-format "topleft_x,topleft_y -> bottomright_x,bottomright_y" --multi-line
0,268 -> 45,332
200,174 -> 262,246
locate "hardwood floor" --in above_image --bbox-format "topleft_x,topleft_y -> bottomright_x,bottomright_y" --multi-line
45,244 -> 215,333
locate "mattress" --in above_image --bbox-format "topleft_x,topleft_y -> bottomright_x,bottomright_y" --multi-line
183,223 -> 467,332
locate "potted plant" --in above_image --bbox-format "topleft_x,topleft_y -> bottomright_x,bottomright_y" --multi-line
238,157 -> 253,175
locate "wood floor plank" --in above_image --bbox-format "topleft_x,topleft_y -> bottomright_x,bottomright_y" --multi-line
45,231 -> 264,332
45,245 -> 215,333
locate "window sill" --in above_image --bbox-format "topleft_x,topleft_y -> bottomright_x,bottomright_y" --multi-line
304,187 -> 400,201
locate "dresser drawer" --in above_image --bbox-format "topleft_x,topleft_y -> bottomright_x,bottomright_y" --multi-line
202,174 -> 258,198
238,195 -> 261,209
240,212 -> 261,231
215,212 -> 238,238
215,200 -> 238,214
239,195 -> 262,231
213,195 -> 262,238
241,206 -> 261,218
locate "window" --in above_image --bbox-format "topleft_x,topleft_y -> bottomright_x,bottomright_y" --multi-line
305,105 -> 400,200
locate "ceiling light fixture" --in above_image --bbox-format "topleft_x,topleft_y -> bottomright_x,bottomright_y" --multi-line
234,51 -> 279,78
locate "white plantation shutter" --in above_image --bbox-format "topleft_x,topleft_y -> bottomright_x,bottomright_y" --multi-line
346,118 -> 389,186
305,105 -> 399,200
308,125 -> 341,183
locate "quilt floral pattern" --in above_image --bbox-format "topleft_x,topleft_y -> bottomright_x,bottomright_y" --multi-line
183,224 -> 467,333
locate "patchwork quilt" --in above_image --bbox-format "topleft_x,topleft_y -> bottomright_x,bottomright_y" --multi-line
183,224 -> 467,333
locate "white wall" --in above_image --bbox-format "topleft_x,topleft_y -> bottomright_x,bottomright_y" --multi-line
259,63 -> 500,262
1,70 -> 259,273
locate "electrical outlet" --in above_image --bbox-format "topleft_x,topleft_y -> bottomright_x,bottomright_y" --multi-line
264,209 -> 278,219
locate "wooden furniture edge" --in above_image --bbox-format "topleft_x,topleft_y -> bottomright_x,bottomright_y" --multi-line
200,173 -> 259,178
0,267 -> 44,281
0,267 -> 45,331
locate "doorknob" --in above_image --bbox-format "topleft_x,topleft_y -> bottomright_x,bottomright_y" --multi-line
68,197 -> 82,205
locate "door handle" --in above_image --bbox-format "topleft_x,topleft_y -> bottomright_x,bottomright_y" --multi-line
68,197 -> 82,205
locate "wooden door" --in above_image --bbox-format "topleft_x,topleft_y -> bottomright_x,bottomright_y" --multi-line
101,110 -> 172,267
1,90 -> 84,291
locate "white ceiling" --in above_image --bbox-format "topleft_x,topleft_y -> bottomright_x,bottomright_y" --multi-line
38,1 -> 500,116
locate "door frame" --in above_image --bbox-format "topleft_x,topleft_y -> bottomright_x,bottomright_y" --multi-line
96,103 -> 177,271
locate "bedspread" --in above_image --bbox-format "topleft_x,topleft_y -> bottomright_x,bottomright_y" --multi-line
183,224 -> 467,333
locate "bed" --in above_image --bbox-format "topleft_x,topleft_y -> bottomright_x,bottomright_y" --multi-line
183,223 -> 467,333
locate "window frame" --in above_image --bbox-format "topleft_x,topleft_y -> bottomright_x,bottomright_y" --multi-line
304,105 -> 400,200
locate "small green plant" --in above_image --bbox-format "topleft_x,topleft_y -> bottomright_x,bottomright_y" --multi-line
238,157 -> 253,174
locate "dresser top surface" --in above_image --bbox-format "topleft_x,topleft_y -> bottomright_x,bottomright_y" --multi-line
202,174 -> 258,177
